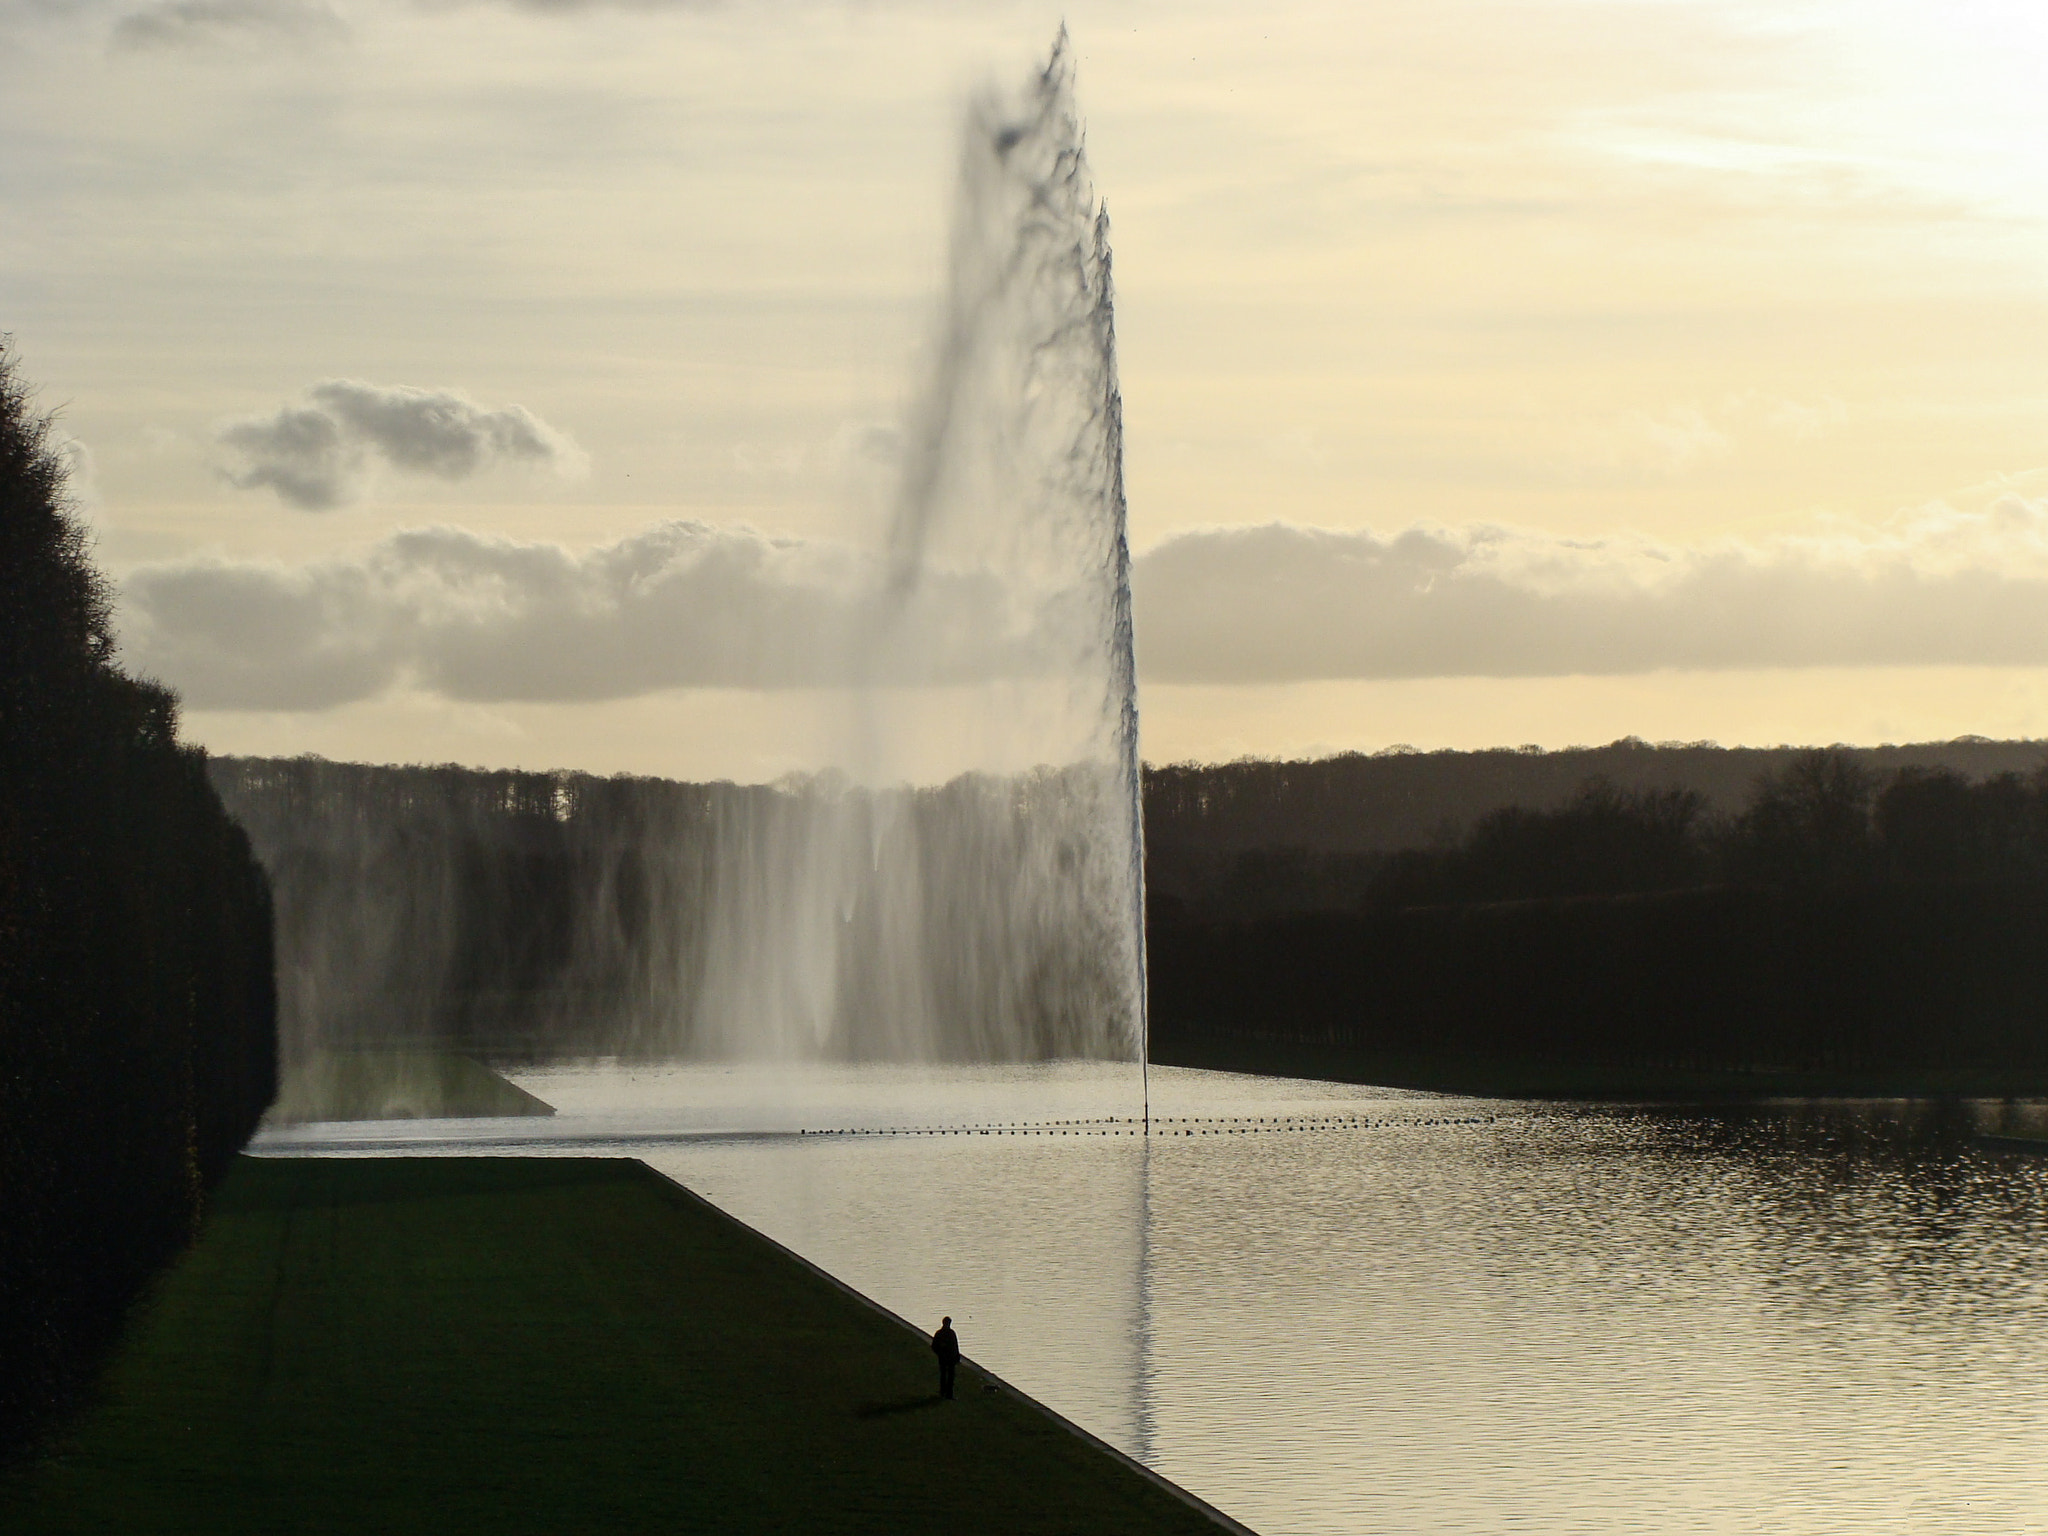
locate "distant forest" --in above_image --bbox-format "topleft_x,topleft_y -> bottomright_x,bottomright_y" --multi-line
0,344 -> 276,1457
1145,736 -> 2048,850
211,733 -> 2048,1095
210,755 -> 720,1062
1148,743 -> 2048,1094
1144,736 -> 2048,922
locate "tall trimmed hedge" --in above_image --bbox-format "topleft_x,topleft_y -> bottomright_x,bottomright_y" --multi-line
0,341 -> 277,1457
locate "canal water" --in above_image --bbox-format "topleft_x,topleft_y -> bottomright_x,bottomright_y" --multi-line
259,1065 -> 2048,1535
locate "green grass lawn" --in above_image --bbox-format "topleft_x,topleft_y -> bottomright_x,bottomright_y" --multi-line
2,1157 -> 1235,1535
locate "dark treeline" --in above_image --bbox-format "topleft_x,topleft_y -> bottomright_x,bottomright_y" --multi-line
213,735 -> 2048,1093
1144,737 -> 2048,922
0,344 -> 276,1458
1149,750 -> 2048,1092
209,754 -> 724,1061
1349,752 -> 2048,911
1144,736 -> 2048,852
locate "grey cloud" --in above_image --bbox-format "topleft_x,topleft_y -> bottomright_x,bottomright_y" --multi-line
120,503 -> 2048,712
119,520 -> 1031,710
1132,507 -> 2048,683
217,380 -> 581,510
123,557 -> 392,709
218,406 -> 356,510
111,0 -> 348,51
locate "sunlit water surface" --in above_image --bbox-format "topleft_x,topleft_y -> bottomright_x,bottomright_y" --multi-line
256,1065 -> 2048,1535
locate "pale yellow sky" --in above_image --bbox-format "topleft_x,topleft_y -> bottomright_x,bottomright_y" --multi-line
8,0 -> 2048,777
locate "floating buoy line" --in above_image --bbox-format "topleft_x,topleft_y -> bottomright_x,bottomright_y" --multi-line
796,1113 -> 1498,1138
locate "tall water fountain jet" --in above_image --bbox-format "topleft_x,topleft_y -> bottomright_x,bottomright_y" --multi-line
209,37 -> 1147,1076
690,32 -> 1148,1064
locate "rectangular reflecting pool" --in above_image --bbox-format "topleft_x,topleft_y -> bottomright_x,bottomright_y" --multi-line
258,1065 -> 2048,1534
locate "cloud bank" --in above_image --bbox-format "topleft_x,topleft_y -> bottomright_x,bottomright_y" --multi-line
1135,497 -> 2048,682
217,380 -> 582,510
120,521 -> 1038,709
117,497 -> 2048,711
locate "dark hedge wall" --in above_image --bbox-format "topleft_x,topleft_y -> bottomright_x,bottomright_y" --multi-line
0,342 -> 277,1458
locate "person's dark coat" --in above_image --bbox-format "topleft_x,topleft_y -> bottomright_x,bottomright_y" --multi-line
932,1321 -> 961,1399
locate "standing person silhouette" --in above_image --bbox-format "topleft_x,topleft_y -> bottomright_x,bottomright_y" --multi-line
932,1316 -> 961,1400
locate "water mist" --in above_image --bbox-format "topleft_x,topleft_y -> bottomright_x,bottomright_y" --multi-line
693,32 -> 1147,1064
214,36 -> 1148,1073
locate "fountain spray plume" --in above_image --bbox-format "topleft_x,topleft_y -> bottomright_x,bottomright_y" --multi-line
209,34 -> 1149,1078
699,27 -> 1151,1065
849,27 -> 1149,1070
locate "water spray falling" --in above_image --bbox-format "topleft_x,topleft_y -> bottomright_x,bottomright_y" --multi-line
212,35 -> 1149,1081
913,31 -> 1150,1061
713,28 -> 1151,1066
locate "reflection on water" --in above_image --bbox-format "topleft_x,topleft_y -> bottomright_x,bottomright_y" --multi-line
256,1066 -> 2048,1535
